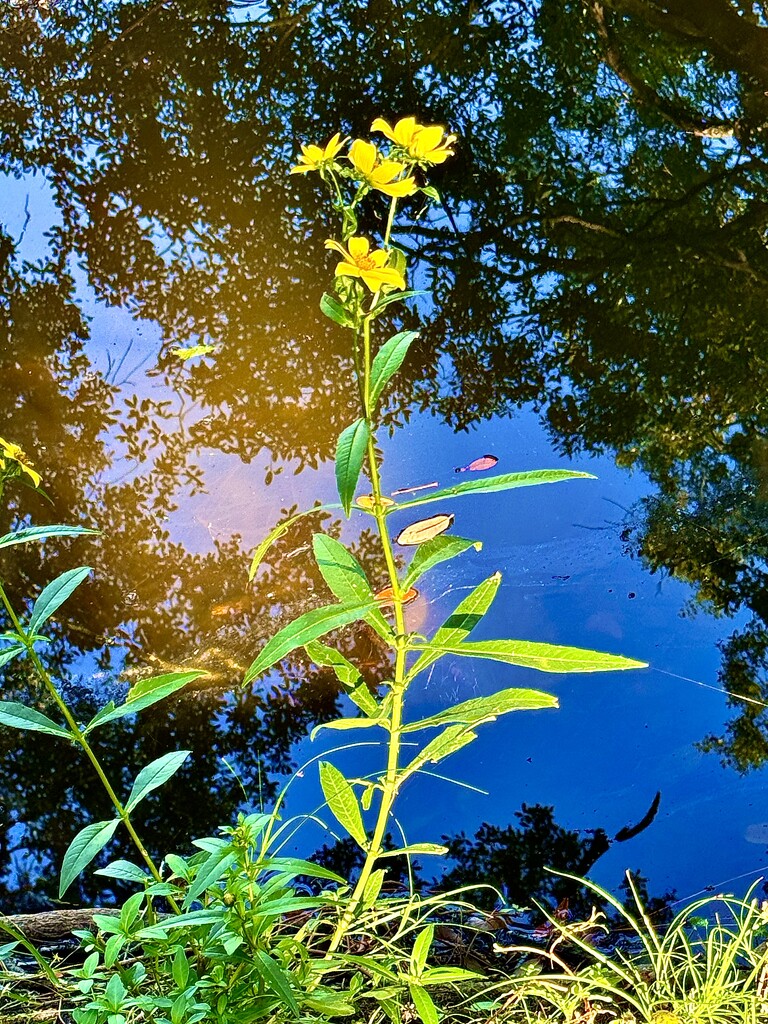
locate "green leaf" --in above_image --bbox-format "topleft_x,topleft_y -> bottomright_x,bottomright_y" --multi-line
94,860 -> 150,884
304,641 -> 379,716
86,671 -> 204,732
378,844 -> 448,857
260,857 -> 345,885
402,725 -> 478,780
411,924 -> 434,975
172,947 -> 190,990
413,640 -> 648,674
371,289 -> 427,314
254,950 -> 299,1018
361,868 -> 386,910
409,984 -> 439,1024
0,646 -> 24,668
312,534 -> 392,640
29,566 -> 92,635
335,418 -> 370,516
248,503 -> 340,580
303,990 -> 356,1016
0,702 -> 70,739
319,761 -> 368,848
403,536 -> 483,590
244,600 -> 378,683
310,717 -> 384,741
184,850 -> 237,907
0,524 -> 99,550
135,909 -> 225,938
320,292 -> 354,328
421,185 -> 441,203
125,750 -> 191,813
409,572 -> 501,678
59,819 -> 121,897
404,687 -> 558,733
368,330 -> 419,412
390,469 -> 595,512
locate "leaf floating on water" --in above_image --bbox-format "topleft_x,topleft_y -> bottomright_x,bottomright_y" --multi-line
455,454 -> 498,473
172,345 -> 216,361
356,494 -> 396,511
374,585 -> 419,606
395,513 -> 454,546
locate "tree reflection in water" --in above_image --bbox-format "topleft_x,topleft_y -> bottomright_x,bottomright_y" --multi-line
3,0 -> 768,904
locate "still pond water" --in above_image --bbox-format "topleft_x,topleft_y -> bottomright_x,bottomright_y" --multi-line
2,0 -> 768,913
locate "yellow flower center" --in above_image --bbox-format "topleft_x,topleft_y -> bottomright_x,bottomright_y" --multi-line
354,253 -> 377,271
6,444 -> 26,462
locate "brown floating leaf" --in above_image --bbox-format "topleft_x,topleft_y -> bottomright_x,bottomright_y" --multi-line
395,513 -> 454,546
356,494 -> 396,510
455,454 -> 498,473
374,585 -> 419,606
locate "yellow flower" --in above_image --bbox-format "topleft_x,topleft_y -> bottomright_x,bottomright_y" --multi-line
348,140 -> 417,197
290,132 -> 346,174
371,116 -> 456,164
0,437 -> 41,487
325,236 -> 405,292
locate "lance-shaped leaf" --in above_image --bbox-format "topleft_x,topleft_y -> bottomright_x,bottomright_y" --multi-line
368,330 -> 419,412
411,924 -> 435,975
378,844 -> 447,858
403,535 -> 482,590
362,868 -> 386,910
319,761 -> 368,848
85,671 -> 205,732
310,716 -> 385,741
125,750 -> 191,813
94,860 -> 150,884
184,848 -> 237,907
401,724 -> 478,781
245,600 -> 378,683
0,645 -> 24,668
312,534 -> 393,641
254,950 -> 300,1018
410,984 -> 439,1024
404,687 -> 558,734
371,288 -> 427,314
412,639 -> 648,674
28,566 -> 92,635
389,469 -> 595,512
304,640 -> 380,716
0,702 -> 71,739
59,819 -> 121,897
0,524 -> 99,550
248,503 -> 340,580
336,418 -> 370,516
409,572 -> 501,678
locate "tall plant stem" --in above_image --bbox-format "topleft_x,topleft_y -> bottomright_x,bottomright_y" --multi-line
0,582 -> 180,910
328,196 -> 408,951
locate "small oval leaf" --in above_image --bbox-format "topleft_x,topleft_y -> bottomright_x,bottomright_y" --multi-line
29,567 -> 92,635
125,750 -> 191,813
395,514 -> 454,546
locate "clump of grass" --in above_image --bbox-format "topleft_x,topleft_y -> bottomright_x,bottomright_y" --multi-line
479,871 -> 768,1024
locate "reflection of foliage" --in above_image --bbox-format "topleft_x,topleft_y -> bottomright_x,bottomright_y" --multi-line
438,804 -> 611,914
3,0 -> 768,895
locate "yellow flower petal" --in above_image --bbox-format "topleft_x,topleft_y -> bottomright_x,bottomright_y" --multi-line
371,117 -> 397,142
323,132 -> 344,159
349,139 -> 377,175
412,125 -> 444,157
370,159 -> 407,185
290,164 -> 314,174
21,464 -> 41,488
300,143 -> 324,162
325,239 -> 349,257
335,261 -> 363,280
369,250 -> 389,268
376,177 -> 418,197
393,116 -> 419,147
347,236 -> 371,259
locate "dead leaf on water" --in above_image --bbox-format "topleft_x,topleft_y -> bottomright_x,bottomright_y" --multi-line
356,494 -> 396,510
454,454 -> 498,473
395,513 -> 454,546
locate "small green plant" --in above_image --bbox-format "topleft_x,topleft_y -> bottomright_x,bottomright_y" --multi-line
486,872 -> 768,1024
248,115 -> 647,958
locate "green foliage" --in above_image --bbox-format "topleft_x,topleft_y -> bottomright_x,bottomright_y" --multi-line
335,418 -> 370,516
